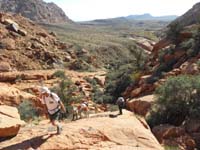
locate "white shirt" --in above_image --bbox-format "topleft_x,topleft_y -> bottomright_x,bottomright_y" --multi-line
41,93 -> 61,114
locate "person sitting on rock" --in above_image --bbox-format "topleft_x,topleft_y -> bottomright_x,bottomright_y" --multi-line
116,97 -> 126,115
39,86 -> 66,134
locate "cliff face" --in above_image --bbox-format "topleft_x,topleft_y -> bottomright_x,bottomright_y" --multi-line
0,0 -> 72,23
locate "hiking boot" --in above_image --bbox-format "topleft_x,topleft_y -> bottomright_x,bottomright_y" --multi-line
57,125 -> 62,134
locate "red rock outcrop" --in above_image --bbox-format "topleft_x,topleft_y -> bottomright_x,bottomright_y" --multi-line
0,83 -> 35,106
0,105 -> 25,139
126,95 -> 154,116
152,125 -> 196,150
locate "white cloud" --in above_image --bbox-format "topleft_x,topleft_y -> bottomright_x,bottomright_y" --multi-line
44,0 -> 200,21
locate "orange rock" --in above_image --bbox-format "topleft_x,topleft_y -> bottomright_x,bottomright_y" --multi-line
0,105 -> 25,138
0,110 -> 163,150
94,75 -> 105,87
126,95 -> 154,116
0,62 -> 12,72
152,39 -> 172,57
152,124 -> 196,149
0,83 -> 35,106
130,87 -> 142,97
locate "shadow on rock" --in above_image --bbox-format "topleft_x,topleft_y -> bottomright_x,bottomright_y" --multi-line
1,134 -> 55,150
109,114 -> 119,118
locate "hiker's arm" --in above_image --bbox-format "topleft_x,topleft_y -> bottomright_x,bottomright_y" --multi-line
37,97 -> 48,117
59,101 -> 66,113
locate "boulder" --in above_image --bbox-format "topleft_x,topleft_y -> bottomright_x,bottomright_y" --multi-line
152,39 -> 172,57
185,119 -> 200,133
126,95 -> 154,116
0,83 -> 35,106
3,19 -> 18,26
94,75 -> 105,87
0,62 -> 12,72
7,23 -> 19,32
0,105 -> 25,139
152,124 -> 196,149
180,62 -> 199,75
0,38 -> 16,50
18,29 -> 27,36
152,125 -> 185,143
130,87 -> 142,97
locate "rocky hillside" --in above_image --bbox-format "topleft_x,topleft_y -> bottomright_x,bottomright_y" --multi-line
122,2 -> 200,149
0,0 -> 71,23
170,2 -> 200,27
0,12 -> 74,71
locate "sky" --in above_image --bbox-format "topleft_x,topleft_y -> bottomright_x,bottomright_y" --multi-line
44,0 -> 200,21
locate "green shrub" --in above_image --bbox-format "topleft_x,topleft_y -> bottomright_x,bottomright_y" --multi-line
167,22 -> 183,43
164,145 -> 179,150
51,77 -> 83,107
147,75 -> 200,127
53,70 -> 66,79
70,60 -> 92,71
104,64 -> 138,103
18,100 -> 38,121
191,27 -> 200,56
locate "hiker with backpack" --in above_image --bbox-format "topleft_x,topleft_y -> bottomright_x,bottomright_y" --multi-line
116,97 -> 126,115
39,86 -> 66,134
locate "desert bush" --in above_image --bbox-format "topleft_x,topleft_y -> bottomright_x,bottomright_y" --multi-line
70,60 -> 92,71
147,75 -> 200,127
166,22 -> 183,43
18,100 -> 38,121
84,77 -> 111,103
104,64 -> 139,103
52,78 -> 83,106
191,27 -> 200,57
53,70 -> 66,79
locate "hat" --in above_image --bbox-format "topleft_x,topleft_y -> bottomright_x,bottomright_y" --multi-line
40,86 -> 50,94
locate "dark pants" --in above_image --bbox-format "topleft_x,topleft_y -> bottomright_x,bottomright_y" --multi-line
118,105 -> 123,115
48,109 -> 61,122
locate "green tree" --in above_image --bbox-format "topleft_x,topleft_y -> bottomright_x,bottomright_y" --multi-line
147,75 -> 200,127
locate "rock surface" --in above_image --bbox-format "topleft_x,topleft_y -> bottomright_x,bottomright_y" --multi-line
0,105 -> 25,139
0,110 -> 163,150
0,83 -> 35,106
126,95 -> 154,116
152,125 -> 196,150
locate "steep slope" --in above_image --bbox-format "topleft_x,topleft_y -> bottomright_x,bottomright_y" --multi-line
0,12 -> 73,71
0,111 -> 163,150
0,0 -> 72,23
121,2 -> 200,149
170,2 -> 200,27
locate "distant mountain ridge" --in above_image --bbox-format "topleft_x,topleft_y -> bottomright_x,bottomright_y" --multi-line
0,0 -> 72,23
126,13 -> 178,21
80,13 -> 177,30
